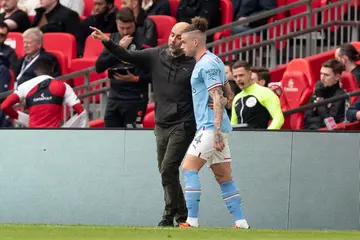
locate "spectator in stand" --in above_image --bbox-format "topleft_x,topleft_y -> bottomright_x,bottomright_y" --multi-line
60,0 -> 84,16
176,0 -> 220,30
95,8 -> 153,128
121,0 -> 157,46
232,0 -> 276,34
335,43 -> 360,86
230,60 -> 284,129
250,66 -> 270,87
31,0 -> 80,38
13,27 -> 61,87
78,0 -> 118,56
0,23 -> 15,94
304,59 -> 346,130
347,97 -> 360,123
143,0 -> 171,16
18,0 -> 40,15
251,66 -> 284,98
0,0 -> 30,32
0,23 -> 17,70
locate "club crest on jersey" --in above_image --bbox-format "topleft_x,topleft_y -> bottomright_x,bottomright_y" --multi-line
129,44 -> 136,51
246,97 -> 257,108
33,93 -> 52,102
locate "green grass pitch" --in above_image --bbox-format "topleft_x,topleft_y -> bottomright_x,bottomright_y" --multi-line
0,224 -> 359,240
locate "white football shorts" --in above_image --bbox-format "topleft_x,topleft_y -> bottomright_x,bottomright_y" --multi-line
186,130 -> 232,166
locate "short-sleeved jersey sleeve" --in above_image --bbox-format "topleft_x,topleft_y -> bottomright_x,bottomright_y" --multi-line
63,83 -> 80,107
200,61 -> 223,91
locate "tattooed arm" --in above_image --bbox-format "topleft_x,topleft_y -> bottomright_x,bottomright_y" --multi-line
223,82 -> 235,109
209,86 -> 225,151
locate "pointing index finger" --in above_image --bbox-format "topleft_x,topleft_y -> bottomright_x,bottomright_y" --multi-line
89,26 -> 99,31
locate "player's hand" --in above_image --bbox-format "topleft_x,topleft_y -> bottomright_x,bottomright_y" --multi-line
213,130 -> 225,151
238,17 -> 249,26
119,35 -> 133,48
89,26 -> 109,42
114,71 -> 137,82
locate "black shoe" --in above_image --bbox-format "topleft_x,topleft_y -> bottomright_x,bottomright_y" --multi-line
158,219 -> 174,227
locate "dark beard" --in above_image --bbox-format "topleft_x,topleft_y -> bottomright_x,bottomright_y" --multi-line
171,47 -> 184,57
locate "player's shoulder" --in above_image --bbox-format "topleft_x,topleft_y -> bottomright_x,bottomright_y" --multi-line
203,51 -> 223,66
49,79 -> 67,95
17,75 -> 53,93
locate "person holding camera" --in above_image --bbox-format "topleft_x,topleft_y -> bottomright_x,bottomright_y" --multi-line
95,7 -> 154,128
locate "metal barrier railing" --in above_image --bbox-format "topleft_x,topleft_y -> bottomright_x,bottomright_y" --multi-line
208,0 -> 359,67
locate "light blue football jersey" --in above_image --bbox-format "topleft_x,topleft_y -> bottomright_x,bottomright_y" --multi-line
190,50 -> 232,133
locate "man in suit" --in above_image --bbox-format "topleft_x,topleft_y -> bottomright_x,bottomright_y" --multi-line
13,27 -> 61,87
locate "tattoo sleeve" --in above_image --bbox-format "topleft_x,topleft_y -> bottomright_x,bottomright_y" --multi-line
209,86 -> 224,132
223,82 -> 235,109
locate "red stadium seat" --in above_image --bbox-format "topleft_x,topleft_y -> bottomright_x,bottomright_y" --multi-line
287,0 -> 322,31
114,0 -> 122,8
279,92 -> 293,129
281,71 -> 313,108
143,110 -> 155,128
47,50 -> 69,75
8,69 -> 15,91
321,0 -> 349,32
89,119 -> 105,128
340,71 -> 360,104
270,65 -> 287,83
168,0 -> 180,17
43,33 -> 77,63
285,58 -> 316,89
28,15 -> 35,22
276,0 -> 289,19
220,0 -> 233,26
6,32 -> 24,58
145,102 -> 155,116
148,15 -> 177,45
280,71 -> 313,129
69,58 -> 107,103
83,0 -> 94,17
83,33 -> 110,58
351,41 -> 360,52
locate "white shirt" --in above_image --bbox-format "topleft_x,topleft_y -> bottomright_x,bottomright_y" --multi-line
18,0 -> 40,15
60,0 -> 84,16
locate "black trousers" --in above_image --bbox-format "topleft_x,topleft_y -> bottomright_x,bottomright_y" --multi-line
155,121 -> 196,224
104,99 -> 146,128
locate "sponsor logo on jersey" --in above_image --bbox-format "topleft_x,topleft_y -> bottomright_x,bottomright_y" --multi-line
33,93 -> 52,102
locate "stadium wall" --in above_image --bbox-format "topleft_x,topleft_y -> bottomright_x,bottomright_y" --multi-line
0,130 -> 359,230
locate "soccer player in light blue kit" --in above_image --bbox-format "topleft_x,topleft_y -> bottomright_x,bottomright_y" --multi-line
178,17 -> 250,229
